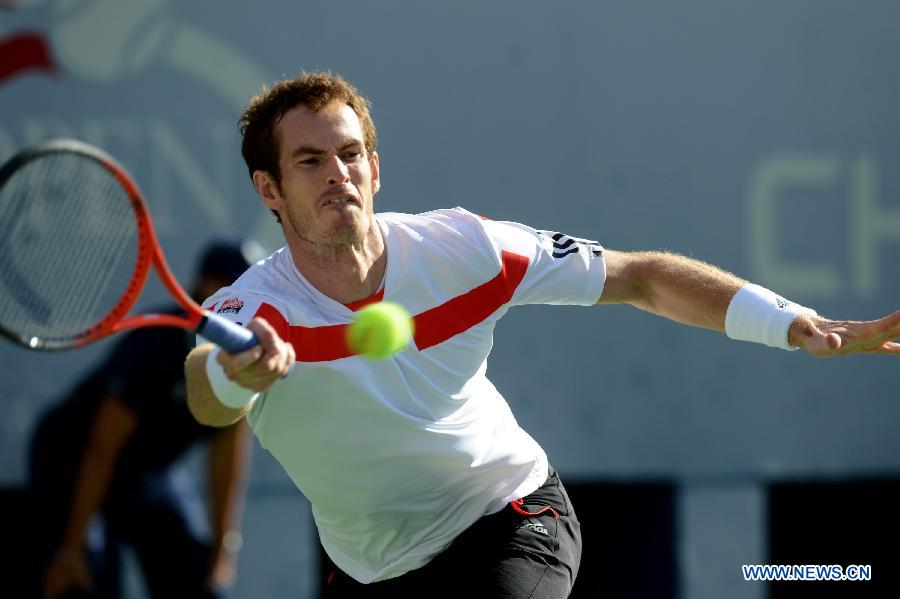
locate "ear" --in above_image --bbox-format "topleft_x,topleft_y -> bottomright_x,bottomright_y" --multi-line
369,151 -> 381,195
252,170 -> 282,212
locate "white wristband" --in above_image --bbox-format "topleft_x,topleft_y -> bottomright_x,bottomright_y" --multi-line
725,284 -> 817,351
205,347 -> 259,409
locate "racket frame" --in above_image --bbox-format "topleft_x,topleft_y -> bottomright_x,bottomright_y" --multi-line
0,139 -> 242,351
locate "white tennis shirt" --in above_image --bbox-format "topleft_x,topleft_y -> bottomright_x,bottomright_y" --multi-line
201,207 -> 606,583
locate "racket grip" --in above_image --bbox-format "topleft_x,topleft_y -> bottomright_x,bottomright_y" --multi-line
197,312 -> 259,353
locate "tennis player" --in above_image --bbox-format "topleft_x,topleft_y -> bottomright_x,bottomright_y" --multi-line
185,72 -> 900,598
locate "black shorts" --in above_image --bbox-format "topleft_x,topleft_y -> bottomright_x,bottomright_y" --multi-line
324,466 -> 582,598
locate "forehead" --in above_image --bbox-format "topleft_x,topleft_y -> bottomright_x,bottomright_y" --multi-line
275,101 -> 364,156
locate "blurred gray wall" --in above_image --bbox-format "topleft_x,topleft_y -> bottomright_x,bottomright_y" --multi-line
2,1 -> 898,597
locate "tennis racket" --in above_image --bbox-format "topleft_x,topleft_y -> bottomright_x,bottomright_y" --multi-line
0,139 -> 258,352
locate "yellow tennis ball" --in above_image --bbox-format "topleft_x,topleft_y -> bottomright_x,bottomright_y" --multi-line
347,302 -> 414,359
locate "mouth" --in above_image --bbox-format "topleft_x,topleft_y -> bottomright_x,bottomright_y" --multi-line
319,194 -> 361,209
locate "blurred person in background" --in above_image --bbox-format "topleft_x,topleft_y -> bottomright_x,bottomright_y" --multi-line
29,240 -> 262,599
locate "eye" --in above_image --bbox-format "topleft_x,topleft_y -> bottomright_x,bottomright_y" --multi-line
297,157 -> 319,166
341,150 -> 362,162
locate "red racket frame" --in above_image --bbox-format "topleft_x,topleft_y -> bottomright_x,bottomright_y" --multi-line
0,140 -> 256,352
74,154 -> 206,346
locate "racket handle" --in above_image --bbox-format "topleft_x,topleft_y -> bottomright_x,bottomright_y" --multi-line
197,312 -> 259,353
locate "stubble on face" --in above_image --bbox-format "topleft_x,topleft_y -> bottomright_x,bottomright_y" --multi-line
281,187 -> 368,252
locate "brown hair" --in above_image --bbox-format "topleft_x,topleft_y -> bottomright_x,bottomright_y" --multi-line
239,70 -> 377,185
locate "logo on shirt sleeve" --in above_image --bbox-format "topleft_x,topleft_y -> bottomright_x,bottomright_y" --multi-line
538,231 -> 603,259
216,297 -> 245,315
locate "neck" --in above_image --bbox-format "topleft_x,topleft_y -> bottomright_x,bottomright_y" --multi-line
288,220 -> 386,305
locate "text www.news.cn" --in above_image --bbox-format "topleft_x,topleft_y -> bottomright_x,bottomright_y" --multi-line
742,564 -> 871,582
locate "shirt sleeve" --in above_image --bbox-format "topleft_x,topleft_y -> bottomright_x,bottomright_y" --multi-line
479,214 -> 607,307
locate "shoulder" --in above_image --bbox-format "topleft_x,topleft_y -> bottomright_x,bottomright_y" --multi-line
379,208 -> 556,268
379,207 -> 517,257
379,207 -> 489,240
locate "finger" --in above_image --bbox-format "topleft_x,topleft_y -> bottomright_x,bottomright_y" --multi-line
257,338 -> 295,376
878,341 -> 900,355
229,346 -> 265,372
881,309 -> 900,330
216,344 -> 263,371
232,365 -> 283,391
825,332 -> 842,351
888,315 -> 900,339
839,317 -> 900,355
259,350 -> 284,374
281,343 -> 296,376
247,337 -> 288,372
273,349 -> 293,379
269,345 -> 289,378
246,317 -> 283,351
230,338 -> 295,391
224,370 -> 271,393
245,316 -> 274,335
867,310 -> 900,340
799,321 -> 839,357
247,374 -> 282,392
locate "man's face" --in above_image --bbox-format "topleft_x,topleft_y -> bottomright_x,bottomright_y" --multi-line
260,101 -> 380,250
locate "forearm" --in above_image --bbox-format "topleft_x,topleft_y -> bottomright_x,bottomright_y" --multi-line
208,420 -> 251,550
600,250 -> 747,331
62,449 -> 116,549
186,344 -> 253,427
62,397 -> 136,549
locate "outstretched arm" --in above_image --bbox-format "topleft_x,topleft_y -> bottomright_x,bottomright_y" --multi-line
598,250 -> 900,357
597,250 -> 745,331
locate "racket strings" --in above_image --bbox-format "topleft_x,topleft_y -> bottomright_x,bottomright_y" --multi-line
54,156 -> 134,326
0,151 -> 139,346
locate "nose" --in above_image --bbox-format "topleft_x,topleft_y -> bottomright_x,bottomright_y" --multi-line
325,154 -> 351,186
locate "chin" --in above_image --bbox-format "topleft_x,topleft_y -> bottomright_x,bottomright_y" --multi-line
326,220 -> 367,246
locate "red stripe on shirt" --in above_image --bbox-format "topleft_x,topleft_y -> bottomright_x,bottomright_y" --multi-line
412,251 -> 528,350
251,250 -> 529,361
255,303 -> 352,362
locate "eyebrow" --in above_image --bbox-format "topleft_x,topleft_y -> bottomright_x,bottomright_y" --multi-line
290,140 -> 363,158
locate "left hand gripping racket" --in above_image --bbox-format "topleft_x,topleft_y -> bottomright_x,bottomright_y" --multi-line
0,139 -> 257,352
